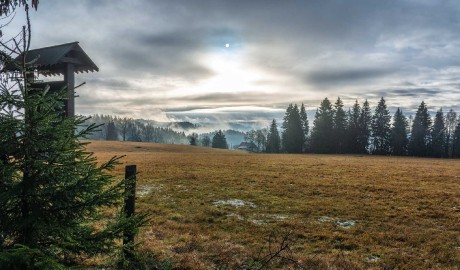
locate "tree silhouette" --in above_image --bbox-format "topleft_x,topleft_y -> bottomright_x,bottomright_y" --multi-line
371,97 -> 391,155
282,104 -> 303,153
311,98 -> 334,153
212,130 -> 228,149
266,119 -> 281,153
358,99 -> 372,154
408,101 -> 432,156
333,97 -> 347,153
390,108 -> 409,155
431,109 -> 446,157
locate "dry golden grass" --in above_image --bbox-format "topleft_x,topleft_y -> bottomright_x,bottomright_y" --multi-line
87,140 -> 460,269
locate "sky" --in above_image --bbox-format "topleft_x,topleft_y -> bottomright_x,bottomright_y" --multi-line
3,0 -> 460,127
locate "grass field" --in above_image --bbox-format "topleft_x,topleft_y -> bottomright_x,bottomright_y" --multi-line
87,140 -> 460,269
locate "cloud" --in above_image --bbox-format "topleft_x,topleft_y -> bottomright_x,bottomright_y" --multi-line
305,67 -> 395,88
5,0 -> 460,124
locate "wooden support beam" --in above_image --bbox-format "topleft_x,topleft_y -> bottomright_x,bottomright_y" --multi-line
63,63 -> 75,117
123,165 -> 137,259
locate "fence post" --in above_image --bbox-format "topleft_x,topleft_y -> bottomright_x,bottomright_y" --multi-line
123,164 -> 136,259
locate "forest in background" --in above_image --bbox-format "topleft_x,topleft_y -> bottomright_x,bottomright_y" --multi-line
84,97 -> 460,159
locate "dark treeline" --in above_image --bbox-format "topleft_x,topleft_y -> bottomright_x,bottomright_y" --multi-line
83,114 -> 189,144
261,97 -> 460,158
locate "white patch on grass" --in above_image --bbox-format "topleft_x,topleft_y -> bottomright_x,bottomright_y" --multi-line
137,185 -> 153,197
336,220 -> 356,229
271,214 -> 289,220
250,219 -> 267,225
366,255 -> 380,263
317,216 -> 335,223
213,199 -> 256,208
249,214 -> 290,225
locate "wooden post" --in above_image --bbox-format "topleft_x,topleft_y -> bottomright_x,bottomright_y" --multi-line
63,63 -> 75,117
123,165 -> 136,259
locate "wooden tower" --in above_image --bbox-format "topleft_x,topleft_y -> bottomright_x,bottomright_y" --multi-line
6,42 -> 99,117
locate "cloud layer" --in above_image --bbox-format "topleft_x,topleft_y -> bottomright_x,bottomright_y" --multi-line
4,0 -> 460,124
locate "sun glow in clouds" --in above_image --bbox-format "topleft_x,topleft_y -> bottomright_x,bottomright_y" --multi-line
190,49 -> 273,97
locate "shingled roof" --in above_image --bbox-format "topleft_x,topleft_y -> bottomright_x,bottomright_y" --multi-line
5,42 -> 99,76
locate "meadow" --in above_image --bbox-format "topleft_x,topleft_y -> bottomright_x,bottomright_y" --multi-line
87,140 -> 460,269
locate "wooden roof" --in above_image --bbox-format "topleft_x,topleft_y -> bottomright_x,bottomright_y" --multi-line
5,42 -> 99,76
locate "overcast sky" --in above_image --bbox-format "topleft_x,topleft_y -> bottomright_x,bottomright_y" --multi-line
4,0 -> 460,126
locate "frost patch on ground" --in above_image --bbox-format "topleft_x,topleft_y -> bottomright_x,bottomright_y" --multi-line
249,214 -> 290,225
336,220 -> 356,229
317,216 -> 356,229
454,246 -> 460,250
250,219 -> 267,225
137,185 -> 153,197
213,199 -> 256,208
318,216 -> 334,223
225,213 -> 289,225
366,255 -> 380,263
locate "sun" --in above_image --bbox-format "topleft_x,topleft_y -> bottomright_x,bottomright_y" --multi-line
225,43 -> 230,48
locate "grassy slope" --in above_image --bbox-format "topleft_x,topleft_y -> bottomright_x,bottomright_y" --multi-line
87,140 -> 460,269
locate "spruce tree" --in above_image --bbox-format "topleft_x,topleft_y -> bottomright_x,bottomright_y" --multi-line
266,119 -> 281,153
431,109 -> 446,157
371,97 -> 391,155
281,104 -> 293,151
310,98 -> 334,153
0,37 -> 146,270
347,100 -> 361,153
445,109 -> 457,157
281,104 -> 303,153
201,135 -> 211,147
408,101 -> 432,156
105,121 -> 118,141
300,103 -> 309,152
358,99 -> 372,154
452,121 -> 460,158
333,97 -> 347,153
212,130 -> 228,149
390,108 -> 409,155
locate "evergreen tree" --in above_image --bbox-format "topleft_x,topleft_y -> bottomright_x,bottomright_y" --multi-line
333,97 -> 347,153
390,108 -> 409,155
281,104 -> 303,153
346,100 -> 361,153
188,132 -> 199,146
300,103 -> 309,152
255,129 -> 268,152
266,119 -> 281,153
431,109 -> 446,157
105,121 -> 118,141
371,97 -> 391,155
445,109 -> 457,157
212,130 -> 228,149
357,99 -> 372,154
201,135 -> 211,147
310,98 -> 334,153
408,101 -> 432,156
0,32 -> 146,269
452,121 -> 460,158
281,104 -> 293,150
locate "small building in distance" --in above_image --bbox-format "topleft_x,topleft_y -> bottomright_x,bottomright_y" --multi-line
237,142 -> 258,152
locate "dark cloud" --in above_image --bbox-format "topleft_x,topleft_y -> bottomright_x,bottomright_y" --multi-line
375,88 -> 441,98
306,68 -> 395,88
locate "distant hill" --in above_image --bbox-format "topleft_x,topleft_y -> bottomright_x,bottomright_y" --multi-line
167,121 -> 199,130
